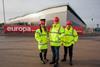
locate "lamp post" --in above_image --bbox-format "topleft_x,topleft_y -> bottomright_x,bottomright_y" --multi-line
2,0 -> 6,24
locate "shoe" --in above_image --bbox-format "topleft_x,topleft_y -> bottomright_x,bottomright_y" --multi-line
41,60 -> 45,64
49,61 -> 55,64
61,59 -> 66,62
54,63 -> 59,67
44,59 -> 49,63
69,62 -> 73,66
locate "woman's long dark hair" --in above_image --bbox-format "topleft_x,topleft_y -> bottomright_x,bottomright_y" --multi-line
39,25 -> 47,33
39,19 -> 47,33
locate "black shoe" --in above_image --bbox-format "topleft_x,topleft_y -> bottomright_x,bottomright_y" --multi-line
61,59 -> 66,62
69,62 -> 73,66
44,59 -> 49,63
49,61 -> 55,64
54,63 -> 59,67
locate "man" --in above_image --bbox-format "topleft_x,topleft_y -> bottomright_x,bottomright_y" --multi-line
35,19 -> 49,64
49,17 -> 64,67
61,20 -> 78,65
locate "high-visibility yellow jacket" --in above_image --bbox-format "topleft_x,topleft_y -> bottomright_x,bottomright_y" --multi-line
35,28 -> 48,50
49,23 -> 64,46
62,26 -> 78,47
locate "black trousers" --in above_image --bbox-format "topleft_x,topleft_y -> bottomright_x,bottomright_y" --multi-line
51,46 -> 60,64
63,44 -> 73,62
39,49 -> 47,61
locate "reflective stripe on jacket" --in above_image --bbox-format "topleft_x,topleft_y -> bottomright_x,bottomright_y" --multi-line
35,28 -> 48,50
49,23 -> 64,46
62,27 -> 78,47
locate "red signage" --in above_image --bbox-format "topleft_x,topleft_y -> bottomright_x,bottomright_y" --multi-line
73,26 -> 84,34
3,25 -> 84,35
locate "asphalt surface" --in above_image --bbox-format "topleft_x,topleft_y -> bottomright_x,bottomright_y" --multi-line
0,36 -> 100,67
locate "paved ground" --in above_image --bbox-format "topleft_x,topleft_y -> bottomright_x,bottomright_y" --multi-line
0,36 -> 100,67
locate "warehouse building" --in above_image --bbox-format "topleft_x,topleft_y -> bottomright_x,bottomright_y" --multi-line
6,5 -> 86,34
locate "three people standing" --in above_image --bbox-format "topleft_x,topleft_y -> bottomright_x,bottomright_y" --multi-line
35,17 -> 78,67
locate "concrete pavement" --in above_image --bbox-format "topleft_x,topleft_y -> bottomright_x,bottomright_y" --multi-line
0,36 -> 100,67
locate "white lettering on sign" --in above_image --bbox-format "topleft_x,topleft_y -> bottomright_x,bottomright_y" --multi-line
6,26 -> 31,32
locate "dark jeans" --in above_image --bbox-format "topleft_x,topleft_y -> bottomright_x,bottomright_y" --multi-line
39,49 -> 47,61
63,44 -> 73,62
51,46 -> 60,63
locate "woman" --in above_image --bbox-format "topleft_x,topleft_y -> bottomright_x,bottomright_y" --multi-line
35,19 -> 49,64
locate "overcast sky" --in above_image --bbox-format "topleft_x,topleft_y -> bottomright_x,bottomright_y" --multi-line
0,0 -> 100,28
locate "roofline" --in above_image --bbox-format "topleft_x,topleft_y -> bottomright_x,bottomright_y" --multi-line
37,4 -> 86,25
8,4 -> 86,26
67,5 -> 86,25
37,5 -> 67,13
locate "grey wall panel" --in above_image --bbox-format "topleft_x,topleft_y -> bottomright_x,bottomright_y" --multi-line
45,11 -> 67,26
67,10 -> 85,27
